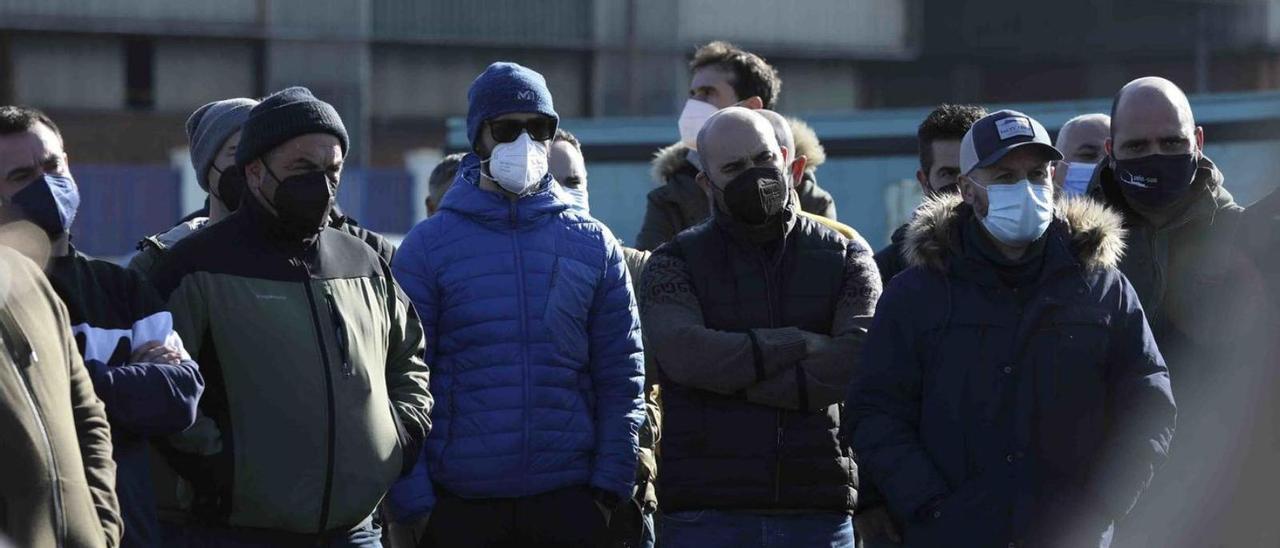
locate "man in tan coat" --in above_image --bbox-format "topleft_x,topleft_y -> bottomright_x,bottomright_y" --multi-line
0,244 -> 121,547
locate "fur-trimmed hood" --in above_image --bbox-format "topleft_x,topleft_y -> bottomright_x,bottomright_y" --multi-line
903,193 -> 1127,273
650,118 -> 827,184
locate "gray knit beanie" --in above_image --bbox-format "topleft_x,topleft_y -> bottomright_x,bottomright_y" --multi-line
186,98 -> 258,190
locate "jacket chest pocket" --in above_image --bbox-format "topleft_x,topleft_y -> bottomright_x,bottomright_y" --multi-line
545,256 -> 597,368
1044,306 -> 1111,402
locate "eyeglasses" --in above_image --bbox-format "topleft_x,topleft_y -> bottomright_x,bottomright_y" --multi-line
487,117 -> 556,143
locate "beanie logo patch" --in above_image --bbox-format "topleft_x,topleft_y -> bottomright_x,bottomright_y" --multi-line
516,90 -> 536,102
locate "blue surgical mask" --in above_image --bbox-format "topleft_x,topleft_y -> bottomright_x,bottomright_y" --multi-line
9,173 -> 80,237
979,180 -> 1053,246
1061,162 -> 1096,197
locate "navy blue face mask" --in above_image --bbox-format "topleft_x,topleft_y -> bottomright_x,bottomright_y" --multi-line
1111,153 -> 1198,210
9,173 -> 80,237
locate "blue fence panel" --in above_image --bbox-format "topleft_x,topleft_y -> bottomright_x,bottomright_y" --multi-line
338,167 -> 415,236
72,164 -> 181,259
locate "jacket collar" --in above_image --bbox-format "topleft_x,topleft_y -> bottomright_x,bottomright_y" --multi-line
903,193 -> 1127,280
440,153 -> 568,231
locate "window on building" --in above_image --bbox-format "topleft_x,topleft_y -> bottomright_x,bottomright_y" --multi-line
124,37 -> 154,109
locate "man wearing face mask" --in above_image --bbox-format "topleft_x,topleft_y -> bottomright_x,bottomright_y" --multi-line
128,98 -> 256,279
132,98 -> 396,281
874,104 -> 987,287
847,110 -> 1175,547
148,87 -> 432,547
391,63 -> 644,548
1089,77 -> 1271,548
638,107 -> 880,548
1052,113 -> 1110,197
551,128 -> 591,213
0,105 -> 205,548
635,41 -> 837,252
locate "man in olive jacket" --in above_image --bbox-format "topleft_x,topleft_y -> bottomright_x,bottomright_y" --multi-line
150,87 -> 431,546
0,245 -> 122,548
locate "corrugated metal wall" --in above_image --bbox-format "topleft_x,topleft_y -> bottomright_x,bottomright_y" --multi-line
0,0 -> 258,24
372,0 -> 593,45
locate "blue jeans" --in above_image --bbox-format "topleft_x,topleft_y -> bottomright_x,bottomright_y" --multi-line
160,515 -> 382,548
659,510 -> 854,548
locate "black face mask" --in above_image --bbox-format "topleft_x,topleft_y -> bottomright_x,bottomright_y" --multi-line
1112,152 -> 1198,210
719,165 -> 787,225
211,163 -> 248,212
265,167 -> 335,240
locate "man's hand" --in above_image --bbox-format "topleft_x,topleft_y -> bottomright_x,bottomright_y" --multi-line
131,340 -> 183,365
855,505 -> 902,544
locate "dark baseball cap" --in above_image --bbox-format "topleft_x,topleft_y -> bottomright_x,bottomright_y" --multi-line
960,109 -> 1062,175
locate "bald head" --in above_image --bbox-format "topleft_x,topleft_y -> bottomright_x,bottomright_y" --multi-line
696,107 -> 784,187
1108,76 -> 1203,160
1056,114 -> 1110,164
755,110 -> 794,158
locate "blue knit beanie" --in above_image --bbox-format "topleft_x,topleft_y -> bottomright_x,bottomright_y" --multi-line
466,62 -> 558,147
186,98 -> 257,190
236,86 -> 349,166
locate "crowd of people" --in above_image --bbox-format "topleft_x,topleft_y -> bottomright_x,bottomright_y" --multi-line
0,39 -> 1277,548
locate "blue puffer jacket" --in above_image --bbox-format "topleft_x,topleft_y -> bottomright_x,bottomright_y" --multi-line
391,154 -> 645,504
846,196 -> 1176,548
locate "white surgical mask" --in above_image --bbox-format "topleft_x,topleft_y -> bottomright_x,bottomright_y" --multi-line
979,180 -> 1054,246
1061,162 -> 1096,197
678,99 -> 718,150
487,132 -> 549,195
564,186 -> 590,214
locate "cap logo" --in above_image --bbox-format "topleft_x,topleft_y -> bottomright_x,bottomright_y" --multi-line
516,90 -> 536,102
996,116 -> 1035,140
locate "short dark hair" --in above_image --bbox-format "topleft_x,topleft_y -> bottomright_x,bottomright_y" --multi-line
0,106 -> 62,140
428,152 -> 467,205
918,104 -> 986,172
690,41 -> 782,109
553,128 -> 581,152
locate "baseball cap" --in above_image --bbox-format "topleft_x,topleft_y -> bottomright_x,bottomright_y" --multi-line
960,110 -> 1062,175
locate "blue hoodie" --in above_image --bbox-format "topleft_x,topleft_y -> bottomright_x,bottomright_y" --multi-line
390,154 -> 644,509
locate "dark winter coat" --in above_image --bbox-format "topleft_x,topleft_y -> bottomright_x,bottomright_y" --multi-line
847,195 -> 1176,548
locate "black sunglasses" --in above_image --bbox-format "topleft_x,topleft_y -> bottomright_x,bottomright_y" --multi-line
488,117 -> 556,143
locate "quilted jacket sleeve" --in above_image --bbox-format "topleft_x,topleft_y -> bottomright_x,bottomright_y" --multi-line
586,235 -> 646,499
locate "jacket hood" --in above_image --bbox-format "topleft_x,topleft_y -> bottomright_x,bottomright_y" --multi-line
440,153 -> 569,230
903,193 -> 1126,273
650,118 -> 827,184
788,117 -> 826,168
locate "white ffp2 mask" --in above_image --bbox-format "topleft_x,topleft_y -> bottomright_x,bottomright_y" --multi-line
980,180 -> 1054,246
487,132 -> 549,195
678,99 -> 718,150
